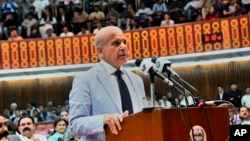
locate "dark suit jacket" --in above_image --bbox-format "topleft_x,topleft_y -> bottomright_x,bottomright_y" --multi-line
56,13 -> 71,28
217,92 -> 228,101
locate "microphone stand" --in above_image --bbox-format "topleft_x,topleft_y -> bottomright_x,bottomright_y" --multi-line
167,72 -> 176,107
179,77 -> 200,96
150,73 -> 155,107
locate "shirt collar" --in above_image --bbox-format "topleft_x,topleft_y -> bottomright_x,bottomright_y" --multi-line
100,60 -> 125,75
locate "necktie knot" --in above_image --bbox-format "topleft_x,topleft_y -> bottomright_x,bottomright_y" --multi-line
115,69 -> 122,79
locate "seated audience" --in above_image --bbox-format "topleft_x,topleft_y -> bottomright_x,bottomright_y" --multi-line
29,26 -> 42,38
159,95 -> 172,108
200,0 -> 213,19
8,29 -> 23,41
168,0 -> 184,23
77,26 -> 90,35
160,13 -> 175,27
93,22 -> 103,34
228,82 -> 242,107
105,6 -> 120,26
88,5 -> 105,29
6,119 -> 18,134
0,116 -> 21,141
32,110 -> 43,122
59,26 -> 74,37
46,109 -> 58,121
152,0 -> 168,26
56,6 -> 72,35
135,2 -> 153,27
217,84 -> 228,101
127,18 -> 141,30
39,8 -> 57,37
22,13 -> 38,37
179,93 -> 195,107
184,0 -> 202,21
118,3 -> 135,30
241,87 -> 250,107
47,118 -> 77,141
239,106 -> 250,125
43,25 -> 57,38
3,12 -> 22,38
235,1 -> 248,16
219,0 -> 235,18
60,110 -> 69,122
72,7 -> 89,34
205,6 -> 219,20
32,0 -> 50,19
17,116 -> 48,140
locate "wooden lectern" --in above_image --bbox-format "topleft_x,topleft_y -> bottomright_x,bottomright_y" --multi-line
106,107 -> 229,141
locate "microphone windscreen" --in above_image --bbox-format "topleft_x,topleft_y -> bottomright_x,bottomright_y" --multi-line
151,56 -> 158,63
135,58 -> 143,67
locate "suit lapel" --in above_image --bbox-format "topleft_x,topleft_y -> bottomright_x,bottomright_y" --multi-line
96,64 -> 122,113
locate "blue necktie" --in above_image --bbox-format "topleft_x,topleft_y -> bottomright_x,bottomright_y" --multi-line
115,70 -> 133,114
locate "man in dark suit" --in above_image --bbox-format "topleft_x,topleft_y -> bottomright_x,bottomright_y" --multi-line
69,26 -> 147,141
228,82 -> 242,107
217,84 -> 228,101
0,115 -> 21,141
56,6 -> 72,35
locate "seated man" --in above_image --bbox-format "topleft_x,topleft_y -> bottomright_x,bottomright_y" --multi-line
17,116 -> 48,140
184,0 -> 202,21
239,106 -> 250,125
135,2 -> 153,27
3,12 -> 22,39
0,115 -> 21,141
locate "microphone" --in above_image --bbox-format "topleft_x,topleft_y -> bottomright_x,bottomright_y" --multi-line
197,100 -> 229,107
135,58 -> 174,86
151,57 -> 180,77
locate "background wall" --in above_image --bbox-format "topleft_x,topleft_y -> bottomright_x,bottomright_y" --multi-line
0,60 -> 249,111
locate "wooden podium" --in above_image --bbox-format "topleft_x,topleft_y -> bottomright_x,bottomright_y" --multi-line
106,107 -> 229,141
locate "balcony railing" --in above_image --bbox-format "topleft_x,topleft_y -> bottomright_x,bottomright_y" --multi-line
0,15 -> 249,69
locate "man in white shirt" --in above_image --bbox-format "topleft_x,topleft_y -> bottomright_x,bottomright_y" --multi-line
22,13 -> 38,37
241,87 -> 250,107
179,93 -> 195,107
17,116 -> 48,141
184,0 -> 202,21
60,26 -> 74,37
159,95 -> 172,108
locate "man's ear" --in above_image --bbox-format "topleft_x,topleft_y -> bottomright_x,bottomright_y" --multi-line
97,47 -> 104,57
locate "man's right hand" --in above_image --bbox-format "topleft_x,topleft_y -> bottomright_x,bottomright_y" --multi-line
104,111 -> 129,135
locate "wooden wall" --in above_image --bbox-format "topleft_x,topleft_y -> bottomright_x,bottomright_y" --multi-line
1,60 -> 249,111
0,76 -> 73,111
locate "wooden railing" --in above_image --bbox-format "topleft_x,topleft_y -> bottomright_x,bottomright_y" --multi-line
0,15 -> 250,69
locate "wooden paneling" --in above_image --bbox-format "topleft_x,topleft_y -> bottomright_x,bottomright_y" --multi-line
0,77 -> 73,111
0,60 -> 249,111
135,60 -> 250,101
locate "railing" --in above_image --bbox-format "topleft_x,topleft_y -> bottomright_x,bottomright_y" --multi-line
0,15 -> 250,69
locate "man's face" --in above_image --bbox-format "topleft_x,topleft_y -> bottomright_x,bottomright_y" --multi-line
18,117 -> 35,138
98,30 -> 128,69
240,107 -> 249,120
231,84 -> 237,91
245,88 -> 250,94
218,86 -> 223,93
0,117 -> 8,139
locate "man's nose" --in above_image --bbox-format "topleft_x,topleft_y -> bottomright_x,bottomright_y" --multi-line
3,125 -> 8,131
